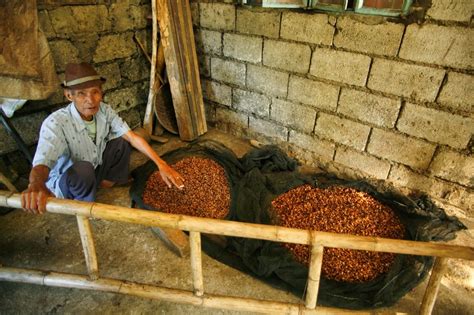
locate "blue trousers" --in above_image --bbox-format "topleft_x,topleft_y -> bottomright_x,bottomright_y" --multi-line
58,137 -> 131,201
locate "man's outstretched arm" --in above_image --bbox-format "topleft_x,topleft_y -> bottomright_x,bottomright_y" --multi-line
122,130 -> 184,189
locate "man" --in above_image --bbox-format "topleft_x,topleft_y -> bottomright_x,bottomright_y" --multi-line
21,62 -> 184,214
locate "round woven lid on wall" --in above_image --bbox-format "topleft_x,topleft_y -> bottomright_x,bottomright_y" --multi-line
154,83 -> 179,134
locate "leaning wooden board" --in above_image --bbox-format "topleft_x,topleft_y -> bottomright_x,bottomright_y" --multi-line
155,0 -> 207,141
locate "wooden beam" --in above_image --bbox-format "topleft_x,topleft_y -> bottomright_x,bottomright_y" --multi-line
156,0 -> 207,141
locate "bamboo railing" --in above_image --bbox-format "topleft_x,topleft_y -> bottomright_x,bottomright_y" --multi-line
0,191 -> 473,314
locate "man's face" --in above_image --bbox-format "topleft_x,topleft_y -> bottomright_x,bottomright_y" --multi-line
64,85 -> 103,121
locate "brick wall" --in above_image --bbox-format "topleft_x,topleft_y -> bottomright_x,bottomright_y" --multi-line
0,0 -> 150,158
193,0 -> 474,216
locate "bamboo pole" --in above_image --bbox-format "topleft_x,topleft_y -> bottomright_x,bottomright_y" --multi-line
189,231 -> 204,296
0,192 -> 473,261
76,215 -> 99,280
305,238 -> 324,309
420,257 -> 448,315
0,171 -> 17,192
0,267 -> 372,314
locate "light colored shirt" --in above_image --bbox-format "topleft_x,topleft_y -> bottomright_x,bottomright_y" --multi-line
33,102 -> 130,198
84,116 -> 97,142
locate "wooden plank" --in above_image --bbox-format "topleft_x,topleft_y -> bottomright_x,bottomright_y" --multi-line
156,0 -> 207,141
151,226 -> 189,257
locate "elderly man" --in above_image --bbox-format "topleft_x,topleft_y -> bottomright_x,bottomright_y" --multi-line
21,62 -> 184,214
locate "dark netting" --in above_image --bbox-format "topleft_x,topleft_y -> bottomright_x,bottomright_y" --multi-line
130,140 -> 466,309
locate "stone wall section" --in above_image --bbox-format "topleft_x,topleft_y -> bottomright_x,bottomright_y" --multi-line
0,0 -> 151,161
195,1 -> 473,215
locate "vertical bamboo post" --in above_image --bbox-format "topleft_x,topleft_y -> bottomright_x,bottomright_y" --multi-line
76,215 -> 99,280
420,257 -> 448,315
305,237 -> 324,309
189,231 -> 204,296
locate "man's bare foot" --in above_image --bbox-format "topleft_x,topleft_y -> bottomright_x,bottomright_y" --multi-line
99,179 -> 115,188
99,177 -> 133,188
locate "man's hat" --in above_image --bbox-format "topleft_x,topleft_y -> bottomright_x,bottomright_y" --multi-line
61,62 -> 106,90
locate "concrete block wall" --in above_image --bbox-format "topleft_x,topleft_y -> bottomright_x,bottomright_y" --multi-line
0,0 -> 150,158
193,0 -> 474,216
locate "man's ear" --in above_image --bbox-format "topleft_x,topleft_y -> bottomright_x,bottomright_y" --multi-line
64,89 -> 74,101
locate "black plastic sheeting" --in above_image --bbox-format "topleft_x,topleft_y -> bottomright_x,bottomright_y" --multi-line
130,140 -> 466,309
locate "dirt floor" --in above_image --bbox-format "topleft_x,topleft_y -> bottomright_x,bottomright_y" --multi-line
0,129 -> 473,314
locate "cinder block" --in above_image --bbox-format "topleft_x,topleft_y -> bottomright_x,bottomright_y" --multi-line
94,32 -> 137,63
427,0 -> 473,23
120,57 -> 149,82
0,112 -> 48,155
310,48 -> 371,86
397,103 -> 474,149
97,62 -> 121,91
437,72 -> 474,114
368,59 -> 445,102
271,99 -> 317,133
314,113 -> 370,150
200,3 -> 235,31
281,12 -> 334,45
49,5 -> 111,36
223,33 -> 262,63
430,150 -> 474,187
236,8 -> 280,38
288,76 -> 339,111
38,10 -> 55,38
216,107 -> 248,131
190,2 -> 199,26
247,64 -> 289,97
334,16 -> 404,56
211,57 -> 246,86
49,40 -> 80,71
104,86 -> 141,112
338,88 -> 401,128
263,40 -> 311,74
233,89 -> 270,117
198,55 -> 211,77
389,165 -> 446,197
335,147 -> 391,179
388,165 -> 473,213
109,2 -> 148,31
196,29 -> 222,55
289,131 -> 335,161
399,24 -> 474,69
204,101 -> 216,124
249,117 -> 288,142
367,128 -> 436,170
202,80 -> 232,107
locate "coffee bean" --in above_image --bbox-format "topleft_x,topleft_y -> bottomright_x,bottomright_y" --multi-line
143,157 -> 230,220
272,185 -> 405,283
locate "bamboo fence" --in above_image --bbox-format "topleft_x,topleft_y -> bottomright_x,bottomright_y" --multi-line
0,191 -> 473,315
